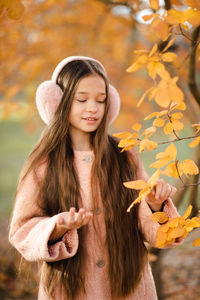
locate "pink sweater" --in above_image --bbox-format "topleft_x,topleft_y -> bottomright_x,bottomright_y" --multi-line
9,150 -> 180,300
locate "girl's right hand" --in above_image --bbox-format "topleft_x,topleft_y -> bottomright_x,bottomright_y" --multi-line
49,208 -> 93,242
57,207 -> 93,230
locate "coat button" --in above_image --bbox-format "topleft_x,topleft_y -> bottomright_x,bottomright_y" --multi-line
96,259 -> 105,268
93,207 -> 101,215
83,155 -> 93,162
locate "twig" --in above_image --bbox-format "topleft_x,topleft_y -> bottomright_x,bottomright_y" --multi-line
175,159 -> 185,186
188,26 -> 200,107
179,24 -> 195,43
157,132 -> 200,145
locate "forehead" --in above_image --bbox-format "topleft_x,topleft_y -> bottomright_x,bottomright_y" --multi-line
76,74 -> 106,94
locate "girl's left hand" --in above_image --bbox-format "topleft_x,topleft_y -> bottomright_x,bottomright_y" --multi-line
146,179 -> 177,212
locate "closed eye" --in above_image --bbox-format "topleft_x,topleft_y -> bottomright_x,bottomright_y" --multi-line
76,99 -> 87,102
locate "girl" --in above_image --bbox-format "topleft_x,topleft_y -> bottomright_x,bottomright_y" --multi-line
9,56 -> 181,300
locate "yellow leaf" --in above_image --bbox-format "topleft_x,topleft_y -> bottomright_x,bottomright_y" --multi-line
162,37 -> 176,53
159,109 -> 169,117
171,112 -> 183,119
172,102 -> 186,111
147,61 -> 157,80
151,18 -> 170,41
150,143 -> 177,168
171,119 -> 184,131
123,180 -> 148,190
118,139 -> 139,149
168,217 -> 180,228
132,123 -> 142,132
182,205 -> 192,219
137,88 -> 154,107
180,159 -> 199,175
149,44 -> 158,57
148,87 -> 157,101
153,118 -> 165,127
112,131 -> 132,139
156,227 -> 168,248
184,219 -> 200,229
160,223 -> 170,232
144,112 -> 160,120
162,52 -> 177,62
151,212 -> 169,224
126,55 -> 148,72
169,82 -> 184,104
156,63 -> 171,81
148,169 -> 161,188
167,226 -> 185,240
142,126 -> 156,136
155,80 -> 171,108
183,8 -> 200,27
164,162 -> 181,178
139,139 -> 158,152
142,14 -> 154,21
164,9 -> 183,25
150,0 -> 159,10
164,122 -> 173,134
189,136 -> 200,148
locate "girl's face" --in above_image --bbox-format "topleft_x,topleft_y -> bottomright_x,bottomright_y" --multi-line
69,74 -> 106,136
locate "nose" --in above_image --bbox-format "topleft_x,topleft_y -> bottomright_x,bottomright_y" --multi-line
86,100 -> 98,113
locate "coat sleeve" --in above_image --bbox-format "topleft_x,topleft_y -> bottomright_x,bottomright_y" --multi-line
128,148 -> 182,248
9,165 -> 79,262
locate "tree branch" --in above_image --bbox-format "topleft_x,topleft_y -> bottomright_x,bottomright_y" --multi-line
164,0 -> 171,10
188,26 -> 200,107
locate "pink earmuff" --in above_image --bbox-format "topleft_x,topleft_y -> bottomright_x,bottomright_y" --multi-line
36,56 -> 120,125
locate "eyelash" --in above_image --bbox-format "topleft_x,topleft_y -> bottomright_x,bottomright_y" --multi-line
76,99 -> 106,103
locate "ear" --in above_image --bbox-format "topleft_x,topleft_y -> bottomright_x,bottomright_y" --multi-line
108,84 -> 120,125
35,81 -> 63,124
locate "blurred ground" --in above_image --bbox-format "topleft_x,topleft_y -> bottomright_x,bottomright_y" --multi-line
161,228 -> 200,300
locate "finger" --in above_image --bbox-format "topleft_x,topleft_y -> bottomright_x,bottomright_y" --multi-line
169,185 -> 177,197
160,183 -> 171,200
155,179 -> 164,200
68,207 -> 76,225
75,208 -> 85,224
81,212 -> 93,226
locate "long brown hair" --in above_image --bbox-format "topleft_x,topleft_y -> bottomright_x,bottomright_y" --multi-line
17,59 -> 147,299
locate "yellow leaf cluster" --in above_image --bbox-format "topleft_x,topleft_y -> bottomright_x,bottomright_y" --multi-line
150,143 -> 177,169
127,40 -> 185,109
163,159 -> 199,178
151,205 -> 200,248
0,0 -> 24,20
164,8 -> 200,28
125,170 -> 160,212
144,103 -> 186,136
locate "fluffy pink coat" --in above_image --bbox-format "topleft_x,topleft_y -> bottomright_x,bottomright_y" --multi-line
9,150 -> 181,300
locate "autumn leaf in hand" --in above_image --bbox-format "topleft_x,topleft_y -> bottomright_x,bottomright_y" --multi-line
124,169 -> 160,212
151,205 -> 200,248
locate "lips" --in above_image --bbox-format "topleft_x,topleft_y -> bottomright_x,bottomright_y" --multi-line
83,117 -> 98,121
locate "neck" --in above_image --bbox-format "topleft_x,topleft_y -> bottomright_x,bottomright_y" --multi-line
69,128 -> 92,151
